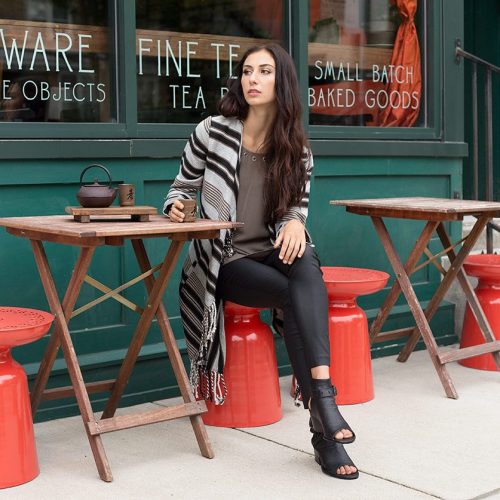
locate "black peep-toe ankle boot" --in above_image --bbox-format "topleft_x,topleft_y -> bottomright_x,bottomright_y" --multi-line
309,378 -> 356,444
311,431 -> 359,480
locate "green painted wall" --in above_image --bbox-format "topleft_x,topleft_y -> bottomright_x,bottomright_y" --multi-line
0,155 -> 460,422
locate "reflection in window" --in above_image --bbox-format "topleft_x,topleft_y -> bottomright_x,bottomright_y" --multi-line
309,0 -> 424,127
0,1 -> 115,123
136,0 -> 284,123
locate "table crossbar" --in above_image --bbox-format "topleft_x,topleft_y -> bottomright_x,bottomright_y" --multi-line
83,275 -> 143,314
71,263 -> 162,318
87,401 -> 207,436
423,247 -> 448,275
412,235 -> 467,274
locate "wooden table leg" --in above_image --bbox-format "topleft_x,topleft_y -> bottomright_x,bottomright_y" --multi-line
131,239 -> 214,459
436,222 -> 500,369
369,220 -> 439,343
398,214 -> 490,363
101,239 -> 184,419
30,240 -> 113,482
30,246 -> 95,414
371,218 -> 458,399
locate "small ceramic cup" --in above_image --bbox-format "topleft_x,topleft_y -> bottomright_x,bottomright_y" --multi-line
180,199 -> 197,222
118,184 -> 135,207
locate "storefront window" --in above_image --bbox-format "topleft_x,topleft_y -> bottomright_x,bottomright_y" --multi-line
309,0 -> 425,127
0,1 -> 115,123
136,0 -> 284,123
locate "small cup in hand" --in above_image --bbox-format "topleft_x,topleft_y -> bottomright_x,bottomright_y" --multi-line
181,199 -> 197,221
169,198 -> 198,222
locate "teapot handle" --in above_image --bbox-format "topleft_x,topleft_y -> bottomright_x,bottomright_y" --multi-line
79,164 -> 113,187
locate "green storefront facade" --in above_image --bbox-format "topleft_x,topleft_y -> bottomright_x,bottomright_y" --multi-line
0,0 -> 472,422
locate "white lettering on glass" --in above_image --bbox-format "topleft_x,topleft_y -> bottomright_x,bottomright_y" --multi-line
138,38 -> 203,78
2,80 -> 10,99
169,84 -> 206,109
0,29 -> 107,109
55,33 -> 73,72
211,43 -> 224,78
165,40 -> 182,76
0,29 -> 97,74
309,87 -> 356,108
185,41 -> 200,77
0,29 -> 28,69
372,65 -> 413,84
196,86 -> 206,109
228,44 -> 239,76
78,34 -> 94,73
30,32 -> 50,71
138,37 -> 152,75
314,60 -> 361,82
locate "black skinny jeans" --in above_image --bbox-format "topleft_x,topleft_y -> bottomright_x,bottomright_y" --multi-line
217,245 -> 330,408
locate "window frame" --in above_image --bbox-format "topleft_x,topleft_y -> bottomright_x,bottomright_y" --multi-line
303,0 -> 442,140
0,0 -> 460,152
134,0 -> 291,136
0,0 -> 125,138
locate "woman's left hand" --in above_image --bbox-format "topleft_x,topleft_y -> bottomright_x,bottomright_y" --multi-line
274,219 -> 306,265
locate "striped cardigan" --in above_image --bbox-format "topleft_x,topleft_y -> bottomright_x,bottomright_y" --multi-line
164,115 -> 313,404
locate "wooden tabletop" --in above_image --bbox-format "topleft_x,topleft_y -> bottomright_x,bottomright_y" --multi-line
0,215 -> 243,246
330,197 -> 500,221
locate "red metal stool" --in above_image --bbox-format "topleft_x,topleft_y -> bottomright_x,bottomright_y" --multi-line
0,307 -> 54,489
321,267 -> 389,404
460,254 -> 500,371
203,302 -> 282,427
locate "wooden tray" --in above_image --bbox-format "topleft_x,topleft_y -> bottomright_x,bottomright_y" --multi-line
65,206 -> 158,223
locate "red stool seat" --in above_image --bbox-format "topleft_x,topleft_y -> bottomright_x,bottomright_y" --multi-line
321,267 -> 389,404
460,254 -> 500,371
0,307 -> 54,489
203,302 -> 282,427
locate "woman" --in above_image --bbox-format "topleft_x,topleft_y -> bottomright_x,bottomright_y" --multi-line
164,43 -> 358,480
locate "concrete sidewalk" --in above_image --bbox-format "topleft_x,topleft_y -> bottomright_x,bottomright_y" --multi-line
2,348 -> 500,500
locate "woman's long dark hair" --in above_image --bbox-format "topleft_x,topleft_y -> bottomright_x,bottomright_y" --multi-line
218,43 -> 309,223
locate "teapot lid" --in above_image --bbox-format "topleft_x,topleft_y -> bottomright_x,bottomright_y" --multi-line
83,179 -> 109,187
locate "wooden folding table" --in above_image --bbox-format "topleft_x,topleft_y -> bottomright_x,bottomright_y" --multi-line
0,214 -> 241,482
331,197 -> 500,399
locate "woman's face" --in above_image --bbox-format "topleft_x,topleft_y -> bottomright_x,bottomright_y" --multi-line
241,49 -> 276,109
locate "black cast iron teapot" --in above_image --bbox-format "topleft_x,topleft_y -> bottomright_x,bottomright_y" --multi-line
76,164 -> 117,208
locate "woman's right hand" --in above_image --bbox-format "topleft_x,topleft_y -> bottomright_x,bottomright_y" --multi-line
168,199 -> 186,223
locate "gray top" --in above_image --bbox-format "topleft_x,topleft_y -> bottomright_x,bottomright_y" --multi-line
223,146 -> 274,265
